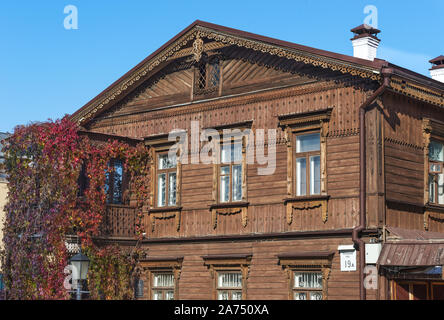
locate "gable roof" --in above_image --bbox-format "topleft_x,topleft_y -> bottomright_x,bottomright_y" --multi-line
71,20 -> 444,126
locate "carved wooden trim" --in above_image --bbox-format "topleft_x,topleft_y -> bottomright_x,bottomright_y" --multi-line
73,25 -> 444,127
285,196 -> 329,225
203,254 -> 252,300
73,23 -> 386,126
390,77 -> 444,108
140,257 -> 183,300
423,119 -> 432,207
278,253 -> 333,300
285,127 -> 293,196
210,205 -> 248,229
278,108 -> 333,129
279,108 -> 332,200
89,81 -> 345,130
148,208 -> 182,232
424,211 -> 430,231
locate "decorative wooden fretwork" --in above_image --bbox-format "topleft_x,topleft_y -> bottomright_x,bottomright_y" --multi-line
144,133 -> 184,233
139,256 -> 183,300
278,251 -> 334,300
148,207 -> 182,232
202,254 -> 252,300
278,108 -> 332,197
422,118 -> 444,229
192,35 -> 204,62
279,109 -> 331,225
284,196 -> 329,225
72,24 -> 444,126
210,202 -> 249,229
390,76 -> 444,108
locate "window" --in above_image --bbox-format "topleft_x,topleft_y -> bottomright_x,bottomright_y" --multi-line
217,272 -> 243,300
428,139 -> 444,205
134,279 -> 144,298
156,153 -> 177,207
295,133 -> 321,196
278,251 -> 333,300
152,272 -> 175,300
77,162 -> 89,197
293,271 -> 323,300
105,159 -> 124,204
219,141 -> 243,203
194,56 -> 220,96
140,256 -> 183,300
203,254 -> 251,300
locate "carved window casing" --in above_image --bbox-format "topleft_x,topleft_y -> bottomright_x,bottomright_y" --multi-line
139,257 -> 183,300
209,122 -> 251,230
278,109 -> 332,225
423,118 -> 444,230
145,134 -> 183,232
278,251 -> 334,300
202,254 -> 252,300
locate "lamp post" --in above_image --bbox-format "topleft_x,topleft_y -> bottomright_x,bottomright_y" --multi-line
70,250 -> 90,300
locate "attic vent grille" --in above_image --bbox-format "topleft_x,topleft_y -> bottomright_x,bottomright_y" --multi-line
194,57 -> 220,96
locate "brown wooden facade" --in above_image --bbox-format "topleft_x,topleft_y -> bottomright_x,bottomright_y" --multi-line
71,21 -> 444,300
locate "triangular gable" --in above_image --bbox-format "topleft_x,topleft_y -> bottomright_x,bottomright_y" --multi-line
71,20 -> 444,127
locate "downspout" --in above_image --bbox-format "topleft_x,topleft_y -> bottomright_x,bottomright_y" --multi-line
353,67 -> 391,300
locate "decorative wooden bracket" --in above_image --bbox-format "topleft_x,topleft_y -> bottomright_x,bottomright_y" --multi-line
192,34 -> 204,62
148,207 -> 182,232
285,196 -> 329,225
210,203 -> 249,229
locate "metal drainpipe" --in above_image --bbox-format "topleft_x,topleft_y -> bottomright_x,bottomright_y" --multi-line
353,68 -> 392,300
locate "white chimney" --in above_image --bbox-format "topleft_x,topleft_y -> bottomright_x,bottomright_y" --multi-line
429,56 -> 444,83
351,24 -> 381,61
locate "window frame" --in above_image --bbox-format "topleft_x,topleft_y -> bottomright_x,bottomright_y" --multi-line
217,137 -> 244,204
291,269 -> 324,300
151,271 -> 176,300
105,158 -> 127,205
155,151 -> 178,208
423,118 -> 444,208
144,134 -> 183,210
139,257 -> 183,300
193,55 -> 222,97
278,251 -> 333,300
293,130 -> 322,197
216,270 -> 244,300
428,137 -> 444,205
202,254 -> 252,300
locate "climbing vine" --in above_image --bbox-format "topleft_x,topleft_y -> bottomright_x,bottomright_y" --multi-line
0,116 -> 150,299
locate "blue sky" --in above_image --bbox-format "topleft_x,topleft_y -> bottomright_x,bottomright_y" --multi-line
0,0 -> 442,133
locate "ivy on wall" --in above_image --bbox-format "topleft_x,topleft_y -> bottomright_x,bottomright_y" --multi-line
0,117 -> 150,299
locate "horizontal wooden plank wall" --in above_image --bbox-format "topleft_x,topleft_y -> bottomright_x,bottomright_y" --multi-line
135,237 -> 361,300
90,84 -> 369,238
383,92 -> 444,231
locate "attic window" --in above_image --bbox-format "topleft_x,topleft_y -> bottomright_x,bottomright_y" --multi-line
194,56 -> 220,96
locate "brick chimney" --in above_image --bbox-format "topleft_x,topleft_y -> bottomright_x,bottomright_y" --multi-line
351,24 -> 381,61
429,56 -> 444,83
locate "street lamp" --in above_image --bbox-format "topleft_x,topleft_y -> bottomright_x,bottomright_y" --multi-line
70,250 -> 90,300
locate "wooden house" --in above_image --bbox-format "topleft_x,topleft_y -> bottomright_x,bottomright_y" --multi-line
70,21 -> 444,300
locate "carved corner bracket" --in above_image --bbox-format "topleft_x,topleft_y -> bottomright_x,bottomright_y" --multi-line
210,202 -> 249,229
285,196 -> 330,225
148,207 -> 182,232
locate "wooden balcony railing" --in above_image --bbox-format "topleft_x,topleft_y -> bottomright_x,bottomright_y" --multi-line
100,204 -> 137,238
